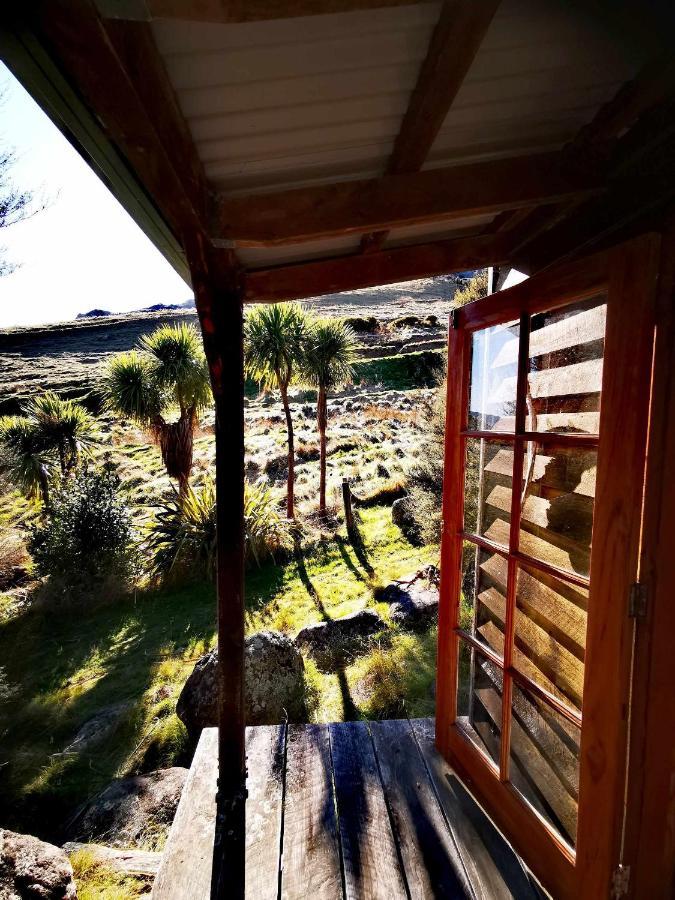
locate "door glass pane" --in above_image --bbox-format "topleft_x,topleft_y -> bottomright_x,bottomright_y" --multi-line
527,296 -> 606,435
459,542 -> 507,657
519,443 -> 597,579
509,683 -> 580,848
468,321 -> 520,431
456,638 -> 502,767
464,437 -> 513,547
514,563 -> 588,713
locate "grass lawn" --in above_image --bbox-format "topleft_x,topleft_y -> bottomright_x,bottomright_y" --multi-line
0,505 -> 438,845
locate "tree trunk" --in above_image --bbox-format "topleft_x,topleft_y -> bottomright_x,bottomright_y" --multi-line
39,465 -> 50,510
279,383 -> 295,519
317,386 -> 328,516
157,409 -> 195,496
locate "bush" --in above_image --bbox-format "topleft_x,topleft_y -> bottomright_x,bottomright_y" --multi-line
452,269 -> 488,307
28,461 -> 136,598
147,477 -> 290,581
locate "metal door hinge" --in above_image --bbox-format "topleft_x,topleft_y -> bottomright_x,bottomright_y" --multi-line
628,582 -> 648,619
612,864 -> 630,898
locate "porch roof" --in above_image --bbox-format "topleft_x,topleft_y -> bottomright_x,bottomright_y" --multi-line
2,1 -> 674,299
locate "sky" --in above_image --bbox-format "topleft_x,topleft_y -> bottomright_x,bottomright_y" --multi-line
0,64 -> 192,329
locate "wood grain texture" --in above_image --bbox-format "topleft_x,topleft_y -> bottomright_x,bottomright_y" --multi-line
624,222 -> 675,898
245,725 -> 286,900
370,719 -> 469,898
214,152 -> 599,245
329,720 -> 406,900
152,728 -> 218,900
244,233 -> 507,304
575,233 -> 660,898
281,724 -> 343,900
412,718 -> 537,900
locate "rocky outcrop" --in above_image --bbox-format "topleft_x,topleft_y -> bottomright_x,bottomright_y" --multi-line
295,609 -> 384,667
382,567 -> 440,629
391,496 -> 420,542
70,768 -> 187,850
177,631 -> 306,736
62,702 -> 132,755
0,829 -> 77,899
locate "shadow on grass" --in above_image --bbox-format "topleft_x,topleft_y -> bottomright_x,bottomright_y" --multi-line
0,579 -> 216,843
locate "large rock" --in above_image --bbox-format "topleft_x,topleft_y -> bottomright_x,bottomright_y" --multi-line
70,768 -> 187,849
383,567 -> 440,629
391,496 -> 420,542
177,631 -> 305,735
0,829 -> 77,899
295,609 -> 384,667
62,702 -> 132,755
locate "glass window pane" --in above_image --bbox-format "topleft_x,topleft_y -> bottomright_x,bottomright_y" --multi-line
527,296 -> 606,435
509,683 -> 580,848
468,321 -> 520,432
519,443 -> 597,579
456,638 -> 502,767
464,438 -> 513,547
514,563 -> 588,713
459,543 -> 507,658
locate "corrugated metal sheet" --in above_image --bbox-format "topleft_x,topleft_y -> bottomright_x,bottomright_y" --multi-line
150,0 -> 646,270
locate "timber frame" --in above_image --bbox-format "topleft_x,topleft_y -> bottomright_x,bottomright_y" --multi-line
2,1 -> 675,897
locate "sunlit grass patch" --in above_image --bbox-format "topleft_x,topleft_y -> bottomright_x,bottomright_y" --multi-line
70,848 -> 148,900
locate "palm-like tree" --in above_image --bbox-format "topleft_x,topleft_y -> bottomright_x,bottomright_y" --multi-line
244,303 -> 307,518
302,318 -> 357,516
101,323 -> 211,494
0,392 -> 96,505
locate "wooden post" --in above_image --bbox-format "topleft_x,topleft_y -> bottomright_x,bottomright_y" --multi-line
185,232 -> 246,900
342,477 -> 354,533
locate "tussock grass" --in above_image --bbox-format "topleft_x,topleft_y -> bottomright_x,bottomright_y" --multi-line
70,848 -> 148,900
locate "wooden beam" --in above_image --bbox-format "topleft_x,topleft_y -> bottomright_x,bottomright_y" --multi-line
212,152 -> 600,246
360,0 -> 500,252
32,0 -> 208,239
243,233 -> 508,303
185,232 -> 246,900
388,0 -> 500,175
99,0 -> 427,22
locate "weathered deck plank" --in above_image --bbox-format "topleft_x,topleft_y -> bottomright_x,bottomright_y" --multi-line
370,719 -> 470,899
329,720 -> 407,900
411,718 -> 538,900
152,719 -> 541,900
281,723 -> 343,900
245,724 -> 286,900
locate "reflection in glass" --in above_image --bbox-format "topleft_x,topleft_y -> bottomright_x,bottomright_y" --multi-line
459,542 -> 507,658
468,321 -> 520,431
519,444 -> 597,578
514,563 -> 588,712
527,296 -> 606,435
464,438 -> 513,547
457,639 -> 502,767
509,683 -> 580,847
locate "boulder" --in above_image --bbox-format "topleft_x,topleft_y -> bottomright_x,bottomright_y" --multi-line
177,631 -> 305,736
70,767 -> 187,849
295,609 -> 384,666
62,702 -> 132,755
383,567 -> 440,629
0,829 -> 77,899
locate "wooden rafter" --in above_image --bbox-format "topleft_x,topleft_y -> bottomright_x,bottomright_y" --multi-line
243,233 -> 508,303
361,0 -> 500,253
97,0 -> 428,22
212,152 -> 600,246
32,0 -> 208,240
507,53 -> 675,264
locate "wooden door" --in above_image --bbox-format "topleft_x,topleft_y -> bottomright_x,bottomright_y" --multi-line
435,234 -> 660,899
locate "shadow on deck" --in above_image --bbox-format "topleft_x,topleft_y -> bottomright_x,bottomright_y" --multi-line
152,719 -> 545,899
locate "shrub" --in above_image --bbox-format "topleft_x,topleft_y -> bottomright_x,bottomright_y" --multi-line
147,477 -> 290,581
342,315 -> 378,333
452,269 -> 488,307
28,461 -> 136,597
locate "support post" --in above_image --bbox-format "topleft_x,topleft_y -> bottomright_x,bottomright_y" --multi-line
185,232 -> 246,900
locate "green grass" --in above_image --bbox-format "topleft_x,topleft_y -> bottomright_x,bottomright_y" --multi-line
70,848 -> 148,900
354,349 -> 445,390
0,505 -> 438,844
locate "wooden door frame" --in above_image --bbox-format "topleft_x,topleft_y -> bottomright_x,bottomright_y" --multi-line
435,233 -> 660,900
622,223 -> 675,899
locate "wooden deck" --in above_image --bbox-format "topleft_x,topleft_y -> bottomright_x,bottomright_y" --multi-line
152,719 -> 544,899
